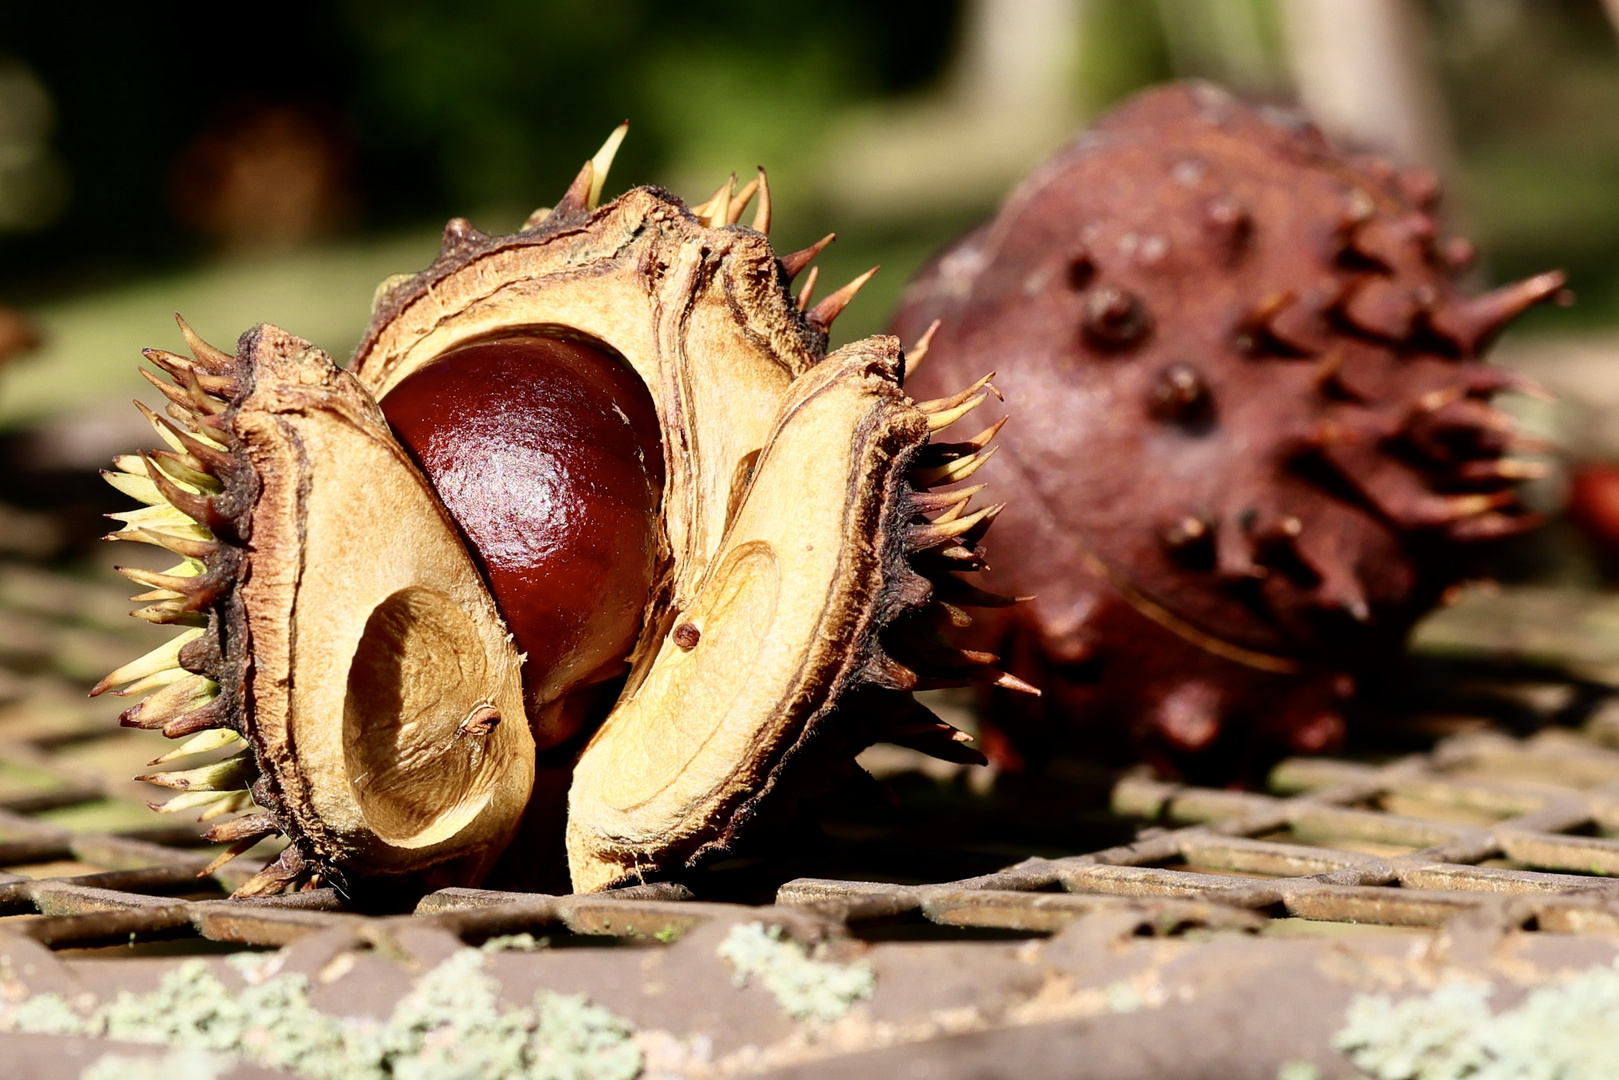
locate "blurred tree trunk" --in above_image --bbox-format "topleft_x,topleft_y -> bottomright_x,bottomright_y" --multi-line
820,0 -> 1085,219
1278,0 -> 1457,175
1153,0 -> 1288,96
1603,0 -> 1619,40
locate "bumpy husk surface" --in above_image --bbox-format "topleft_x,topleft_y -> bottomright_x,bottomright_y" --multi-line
892,82 -> 1562,779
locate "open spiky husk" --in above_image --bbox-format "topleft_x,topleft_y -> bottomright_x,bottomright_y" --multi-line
101,127 -> 1023,895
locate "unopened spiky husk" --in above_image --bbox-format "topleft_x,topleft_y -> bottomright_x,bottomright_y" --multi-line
893,81 -> 1561,780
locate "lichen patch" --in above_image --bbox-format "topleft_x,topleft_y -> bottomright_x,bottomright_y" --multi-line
716,922 -> 875,1022
1,946 -> 641,1080
1334,959 -> 1619,1079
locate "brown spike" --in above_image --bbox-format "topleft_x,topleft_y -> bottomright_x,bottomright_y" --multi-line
198,835 -> 265,878
866,651 -> 919,691
174,315 -> 235,372
971,668 -> 1040,695
751,167 -> 772,234
696,174 -> 735,227
1151,682 -> 1223,752
140,367 -> 199,415
127,693 -> 226,737
555,159 -> 595,218
1456,458 -> 1550,482
1203,196 -> 1251,259
908,505 -> 999,552
1236,291 -> 1293,346
173,426 -> 235,474
149,449 -> 216,490
1348,213 -> 1436,270
957,503 -> 1002,548
887,726 -> 987,766
163,704 -> 229,740
1161,515 -> 1213,560
929,572 -> 1018,610
1263,281 -> 1345,355
1449,511 -> 1544,542
1440,237 -> 1477,273
1375,488 -> 1517,530
231,844 -> 307,898
131,604 -> 205,628
1081,286 -> 1152,351
1147,363 -> 1211,422
142,348 -> 195,382
929,598 -> 973,628
780,233 -> 835,280
189,370 -> 241,398
141,453 -> 224,533
795,266 -> 819,312
1214,516 -> 1268,581
119,528 -> 218,561
1341,278 -> 1420,341
1307,560 -> 1371,623
726,175 -> 759,226
118,702 -> 166,731
807,266 -> 878,331
117,674 -> 218,730
904,319 -> 941,380
910,445 -> 998,488
917,372 -> 999,416
176,367 -> 226,415
909,483 -> 985,516
204,813 -> 279,845
918,544 -> 987,571
1429,271 -> 1568,355
439,216 -> 488,257
117,565 -> 201,595
1397,168 -> 1441,210
953,416 -> 1007,455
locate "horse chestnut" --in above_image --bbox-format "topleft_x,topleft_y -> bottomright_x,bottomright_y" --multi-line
380,335 -> 664,749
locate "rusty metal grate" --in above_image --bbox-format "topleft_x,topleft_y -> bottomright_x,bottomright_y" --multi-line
1,552 -> 1618,958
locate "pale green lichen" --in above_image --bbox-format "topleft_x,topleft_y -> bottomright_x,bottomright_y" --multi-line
481,933 -> 550,952
1104,981 -> 1142,1014
8,990 -> 90,1035
1276,1062 -> 1320,1080
81,1048 -> 231,1080
1334,958 -> 1619,1079
1,946 -> 641,1080
716,922 -> 875,1022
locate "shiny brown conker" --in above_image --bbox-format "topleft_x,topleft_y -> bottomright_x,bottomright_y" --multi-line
381,335 -> 664,747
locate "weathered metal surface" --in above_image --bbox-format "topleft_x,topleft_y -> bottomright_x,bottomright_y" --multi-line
2,555 -> 1619,1076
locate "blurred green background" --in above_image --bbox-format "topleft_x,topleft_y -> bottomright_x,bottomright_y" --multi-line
0,0 -> 1615,434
